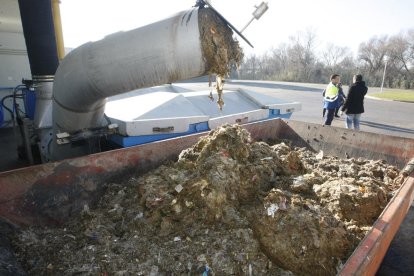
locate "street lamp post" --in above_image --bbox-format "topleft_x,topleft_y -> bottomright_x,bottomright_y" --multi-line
380,56 -> 388,93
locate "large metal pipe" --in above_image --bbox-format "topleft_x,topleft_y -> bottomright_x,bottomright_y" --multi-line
18,0 -> 59,129
52,8 -> 207,133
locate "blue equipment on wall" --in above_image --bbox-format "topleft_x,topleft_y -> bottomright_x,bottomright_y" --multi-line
22,88 -> 36,120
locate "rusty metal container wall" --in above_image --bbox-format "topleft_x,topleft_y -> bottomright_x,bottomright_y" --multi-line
274,120 -> 414,169
52,8 -> 206,133
2,119 -> 414,224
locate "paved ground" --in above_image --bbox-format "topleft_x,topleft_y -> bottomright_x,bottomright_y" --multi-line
226,80 -> 414,139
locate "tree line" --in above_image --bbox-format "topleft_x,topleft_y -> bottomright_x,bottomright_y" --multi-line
237,28 -> 414,89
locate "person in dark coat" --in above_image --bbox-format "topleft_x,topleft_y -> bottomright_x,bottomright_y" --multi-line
341,74 -> 368,130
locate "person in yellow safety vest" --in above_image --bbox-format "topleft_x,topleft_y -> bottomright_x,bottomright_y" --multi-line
323,74 -> 341,125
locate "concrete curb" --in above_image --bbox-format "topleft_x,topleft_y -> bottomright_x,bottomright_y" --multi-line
365,95 -> 414,103
365,95 -> 393,102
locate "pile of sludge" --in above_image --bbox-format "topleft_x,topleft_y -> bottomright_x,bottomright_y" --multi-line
13,125 -> 405,275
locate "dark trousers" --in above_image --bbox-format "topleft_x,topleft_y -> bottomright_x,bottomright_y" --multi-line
324,109 -> 335,125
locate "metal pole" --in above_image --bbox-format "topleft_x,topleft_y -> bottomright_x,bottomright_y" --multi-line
240,2 -> 269,34
240,17 -> 255,33
380,59 -> 388,93
51,0 -> 65,61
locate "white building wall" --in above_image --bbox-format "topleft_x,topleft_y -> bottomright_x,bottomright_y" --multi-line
0,0 -> 32,126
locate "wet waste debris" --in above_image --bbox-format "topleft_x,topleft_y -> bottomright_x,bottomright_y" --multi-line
199,7 -> 243,110
12,125 -> 405,275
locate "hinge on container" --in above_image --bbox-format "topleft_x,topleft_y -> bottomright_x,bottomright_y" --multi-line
56,124 -> 118,145
236,117 -> 249,124
56,132 -> 70,145
153,126 -> 174,133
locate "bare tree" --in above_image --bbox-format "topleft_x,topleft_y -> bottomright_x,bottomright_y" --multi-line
359,36 -> 388,70
237,27 -> 414,88
388,33 -> 412,76
322,43 -> 350,73
407,29 -> 414,62
287,28 -> 318,82
239,54 -> 259,80
358,36 -> 389,85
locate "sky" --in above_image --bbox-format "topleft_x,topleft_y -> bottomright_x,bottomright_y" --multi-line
60,0 -> 414,56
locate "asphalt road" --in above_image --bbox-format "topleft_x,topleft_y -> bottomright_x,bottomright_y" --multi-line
225,80 -> 414,139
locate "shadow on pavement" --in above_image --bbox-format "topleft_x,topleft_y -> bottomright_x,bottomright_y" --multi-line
360,120 -> 414,135
229,80 -> 323,93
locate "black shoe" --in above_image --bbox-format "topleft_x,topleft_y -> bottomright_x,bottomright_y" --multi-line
334,115 -> 340,118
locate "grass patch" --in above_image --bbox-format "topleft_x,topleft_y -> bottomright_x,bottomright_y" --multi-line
370,89 -> 414,102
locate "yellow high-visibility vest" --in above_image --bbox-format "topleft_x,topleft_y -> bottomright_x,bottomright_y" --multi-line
324,83 -> 339,102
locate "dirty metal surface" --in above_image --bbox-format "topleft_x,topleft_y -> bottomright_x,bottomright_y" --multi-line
0,133 -> 202,226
